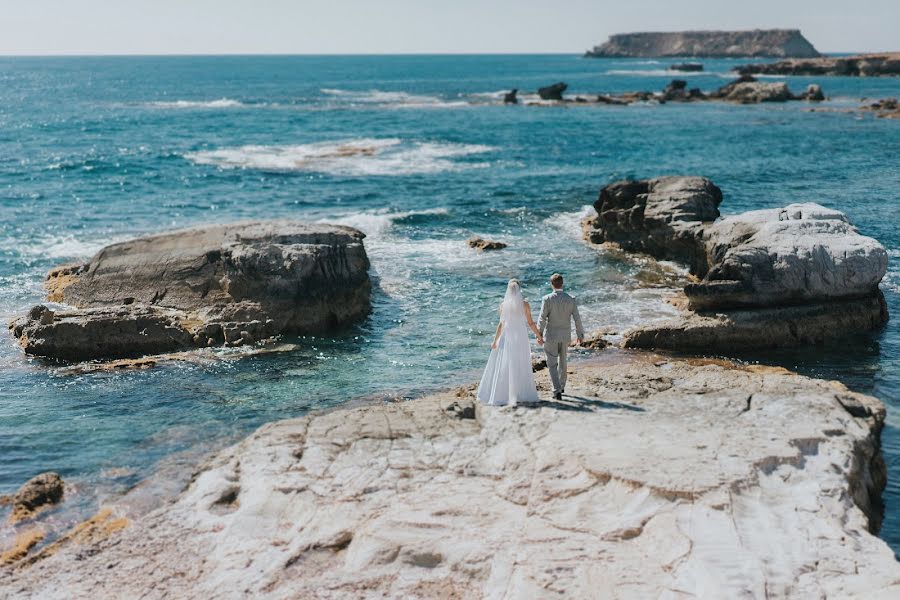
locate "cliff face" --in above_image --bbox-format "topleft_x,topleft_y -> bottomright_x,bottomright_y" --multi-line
585,29 -> 821,58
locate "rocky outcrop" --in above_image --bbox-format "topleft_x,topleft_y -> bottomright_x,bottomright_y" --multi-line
709,76 -> 794,103
467,237 -> 508,251
8,222 -> 371,361
537,82 -> 567,101
0,473 -> 64,525
584,177 -> 889,350
585,29 -> 821,58
3,354 -> 897,598
584,176 -> 722,274
736,52 -> 900,77
687,203 -> 888,310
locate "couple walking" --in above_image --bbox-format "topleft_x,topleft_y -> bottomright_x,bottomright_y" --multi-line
477,273 -> 584,407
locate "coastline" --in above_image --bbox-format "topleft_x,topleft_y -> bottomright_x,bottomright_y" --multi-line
3,349 -> 898,597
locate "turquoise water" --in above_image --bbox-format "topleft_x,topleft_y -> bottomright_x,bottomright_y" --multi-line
0,55 -> 898,551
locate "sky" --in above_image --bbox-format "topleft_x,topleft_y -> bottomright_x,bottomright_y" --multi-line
1,0 -> 896,55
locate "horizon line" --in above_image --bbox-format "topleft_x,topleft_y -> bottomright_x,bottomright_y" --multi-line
0,50 -> 873,58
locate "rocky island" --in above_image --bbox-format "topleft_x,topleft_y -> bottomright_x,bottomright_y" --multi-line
8,221 -> 371,361
3,351 -> 899,598
585,29 -> 821,58
583,177 -> 889,351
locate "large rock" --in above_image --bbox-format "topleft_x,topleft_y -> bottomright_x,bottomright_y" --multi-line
584,177 -> 889,350
584,176 -> 722,274
688,203 -> 888,310
9,222 -> 371,361
1,473 -> 64,524
585,29 -> 821,58
3,355 -> 898,598
736,52 -> 900,77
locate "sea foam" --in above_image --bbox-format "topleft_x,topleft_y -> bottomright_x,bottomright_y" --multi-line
184,138 -> 494,176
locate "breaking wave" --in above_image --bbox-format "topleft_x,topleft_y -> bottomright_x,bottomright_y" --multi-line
184,138 -> 495,176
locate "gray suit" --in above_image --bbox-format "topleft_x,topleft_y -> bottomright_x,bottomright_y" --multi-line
538,290 -> 584,395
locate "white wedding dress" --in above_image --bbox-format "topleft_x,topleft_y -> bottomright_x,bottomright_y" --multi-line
477,281 -> 540,406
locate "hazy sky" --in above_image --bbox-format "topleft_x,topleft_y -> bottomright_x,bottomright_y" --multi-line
1,0 -> 896,55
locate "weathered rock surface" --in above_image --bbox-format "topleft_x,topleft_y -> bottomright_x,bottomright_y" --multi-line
3,353 -> 898,598
537,82 -> 567,101
8,221 -> 371,361
585,176 -> 722,274
736,52 -> 900,77
625,294 -> 889,351
585,29 -> 820,58
0,473 -> 64,525
584,177 -> 889,350
709,77 -> 794,103
688,203 -> 888,310
467,237 -> 508,251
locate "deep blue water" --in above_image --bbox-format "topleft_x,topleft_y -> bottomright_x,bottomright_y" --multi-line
0,55 -> 898,552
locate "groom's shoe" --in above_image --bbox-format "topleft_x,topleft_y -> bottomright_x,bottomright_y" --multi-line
553,391 -> 562,401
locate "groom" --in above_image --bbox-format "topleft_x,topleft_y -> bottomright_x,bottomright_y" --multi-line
538,273 -> 584,401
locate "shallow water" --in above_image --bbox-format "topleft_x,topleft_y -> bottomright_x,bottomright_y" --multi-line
0,55 -> 898,552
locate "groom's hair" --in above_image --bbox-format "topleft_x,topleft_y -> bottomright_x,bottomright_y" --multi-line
550,273 -> 564,289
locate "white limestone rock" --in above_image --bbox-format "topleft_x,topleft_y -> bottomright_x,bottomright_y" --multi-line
3,353 -> 898,599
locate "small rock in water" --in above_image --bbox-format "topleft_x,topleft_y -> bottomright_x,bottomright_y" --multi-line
502,89 -> 518,104
804,83 -> 825,101
467,237 -> 507,251
537,82 -> 567,101
1,472 -> 65,524
670,62 -> 704,72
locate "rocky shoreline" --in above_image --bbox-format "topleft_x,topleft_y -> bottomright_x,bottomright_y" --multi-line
2,178 -> 897,596
736,52 -> 900,77
2,351 -> 898,598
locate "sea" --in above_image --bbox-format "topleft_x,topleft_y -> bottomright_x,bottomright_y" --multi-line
0,54 -> 898,553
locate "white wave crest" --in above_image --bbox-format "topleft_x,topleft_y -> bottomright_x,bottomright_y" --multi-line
320,88 -> 468,109
604,69 -> 732,78
321,208 -> 450,236
144,98 -> 246,109
184,138 -> 494,176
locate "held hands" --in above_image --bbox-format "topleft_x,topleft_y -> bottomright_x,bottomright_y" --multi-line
536,335 -> 544,345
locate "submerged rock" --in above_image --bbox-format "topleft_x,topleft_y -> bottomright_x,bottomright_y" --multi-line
3,355 -> 897,597
537,82 -> 567,101
736,52 -> 900,77
861,98 -> 900,119
670,62 -> 704,72
9,221 -> 371,361
584,177 -> 889,350
1,472 -> 64,524
585,29 -> 821,58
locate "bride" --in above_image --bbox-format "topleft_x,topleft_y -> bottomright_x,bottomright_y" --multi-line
477,279 -> 543,406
